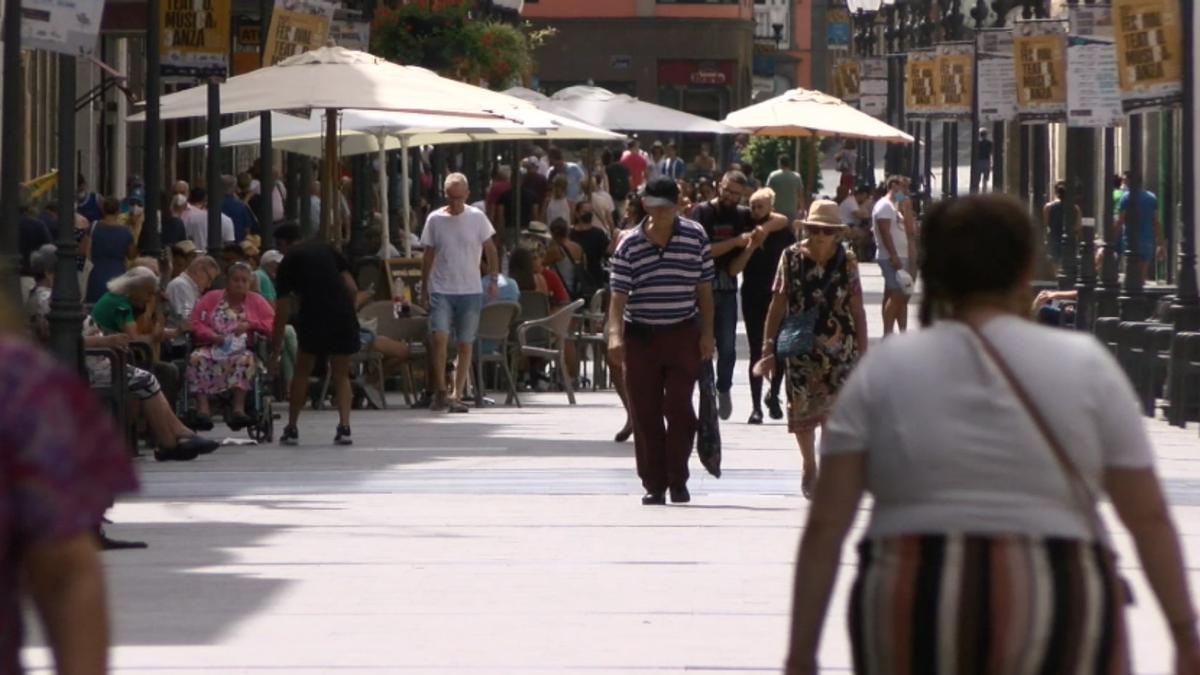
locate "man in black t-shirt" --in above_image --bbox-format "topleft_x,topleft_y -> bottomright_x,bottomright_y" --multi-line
689,170 -> 754,420
271,239 -> 361,446
603,149 -> 631,220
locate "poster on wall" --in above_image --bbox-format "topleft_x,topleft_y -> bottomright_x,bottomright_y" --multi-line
833,59 -> 861,104
160,0 -> 232,81
1112,0 -> 1183,111
1013,20 -> 1068,123
904,49 -> 937,120
827,7 -> 852,50
860,57 -> 888,118
977,28 -> 1017,123
934,42 -> 974,119
19,0 -> 105,55
263,0 -> 335,67
1066,4 -> 1124,127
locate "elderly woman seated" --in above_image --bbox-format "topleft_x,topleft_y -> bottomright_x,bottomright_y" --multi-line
188,261 -> 275,430
84,267 -> 219,461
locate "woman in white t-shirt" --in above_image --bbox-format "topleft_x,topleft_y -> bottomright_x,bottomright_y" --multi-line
784,195 -> 1200,675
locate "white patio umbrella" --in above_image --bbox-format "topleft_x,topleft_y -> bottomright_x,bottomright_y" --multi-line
528,85 -> 744,134
179,109 -> 623,253
722,87 -> 915,143
130,45 -> 539,239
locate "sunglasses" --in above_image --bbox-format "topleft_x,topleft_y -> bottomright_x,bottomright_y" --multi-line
806,225 -> 841,236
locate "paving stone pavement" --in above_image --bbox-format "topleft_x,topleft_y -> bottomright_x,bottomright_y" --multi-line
21,264 -> 1200,674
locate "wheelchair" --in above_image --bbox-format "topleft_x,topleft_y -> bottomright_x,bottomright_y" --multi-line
173,332 -> 277,443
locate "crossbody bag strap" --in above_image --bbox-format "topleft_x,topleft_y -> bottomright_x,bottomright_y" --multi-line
967,323 -> 1106,542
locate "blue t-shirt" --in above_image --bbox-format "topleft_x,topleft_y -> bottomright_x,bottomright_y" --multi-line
1118,190 -> 1157,244
552,163 -> 586,203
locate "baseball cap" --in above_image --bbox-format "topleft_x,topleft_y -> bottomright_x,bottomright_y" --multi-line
642,176 -> 680,208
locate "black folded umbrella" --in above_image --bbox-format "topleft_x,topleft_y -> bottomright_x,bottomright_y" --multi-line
696,360 -> 722,478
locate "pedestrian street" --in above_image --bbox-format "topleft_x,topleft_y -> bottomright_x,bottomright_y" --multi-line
17,263 -> 1200,675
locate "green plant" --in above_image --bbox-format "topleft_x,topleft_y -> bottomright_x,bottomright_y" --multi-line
743,136 -> 823,195
370,4 -> 555,88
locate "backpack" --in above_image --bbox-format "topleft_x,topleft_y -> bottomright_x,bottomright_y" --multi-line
556,243 -> 599,302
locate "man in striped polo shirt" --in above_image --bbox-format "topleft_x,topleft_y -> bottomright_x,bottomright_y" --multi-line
607,176 -> 716,506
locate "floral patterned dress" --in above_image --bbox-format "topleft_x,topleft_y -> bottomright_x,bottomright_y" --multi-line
773,242 -> 862,432
187,299 -> 258,396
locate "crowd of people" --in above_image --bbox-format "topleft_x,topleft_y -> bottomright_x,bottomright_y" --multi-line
8,136 -> 1200,675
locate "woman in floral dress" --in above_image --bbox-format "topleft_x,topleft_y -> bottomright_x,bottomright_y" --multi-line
755,200 -> 868,498
188,262 -> 274,430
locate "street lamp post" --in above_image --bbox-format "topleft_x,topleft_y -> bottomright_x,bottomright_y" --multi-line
142,0 -> 163,260
48,54 -> 83,370
918,0 -> 935,201
1173,0 -> 1199,332
1,0 -> 24,306
259,0 -> 275,251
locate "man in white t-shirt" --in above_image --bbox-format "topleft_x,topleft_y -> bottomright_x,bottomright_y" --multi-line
181,187 -> 235,253
872,176 -> 917,335
420,172 -> 500,413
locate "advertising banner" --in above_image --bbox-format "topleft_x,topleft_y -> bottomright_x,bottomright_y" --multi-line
904,49 -> 937,120
833,58 -> 861,104
860,57 -> 888,118
20,0 -> 104,55
263,0 -> 335,67
934,42 -> 973,119
1066,4 -> 1124,127
1013,20 -> 1068,123
977,28 -> 1017,123
1112,0 -> 1183,111
161,0 -> 232,81
827,7 -> 852,50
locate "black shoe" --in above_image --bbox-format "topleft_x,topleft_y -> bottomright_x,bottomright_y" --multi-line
334,425 -> 352,446
280,425 -> 299,446
228,413 -> 253,431
669,485 -> 691,504
411,391 -> 433,409
748,409 -> 763,425
181,436 -> 220,455
192,414 -> 214,432
765,395 -> 784,420
614,424 -> 633,443
641,491 -> 666,506
96,528 -> 148,551
154,442 -> 200,462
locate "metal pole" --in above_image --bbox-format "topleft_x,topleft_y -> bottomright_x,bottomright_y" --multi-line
1174,0 -> 1199,331
322,108 -> 337,242
993,121 -> 1005,193
377,138 -> 389,254
1096,125 -> 1120,317
401,136 -> 412,257
49,54 -> 84,370
299,156 -> 313,236
1,0 -> 24,305
923,120 -> 933,197
942,121 -> 953,199
950,122 -> 959,196
141,0 -> 163,259
259,0 -> 274,250
206,79 -> 223,253
1120,112 -> 1152,320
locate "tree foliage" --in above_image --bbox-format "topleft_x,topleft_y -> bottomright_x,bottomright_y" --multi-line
370,3 -> 555,89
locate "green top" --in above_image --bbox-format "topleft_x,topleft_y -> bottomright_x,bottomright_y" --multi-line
90,292 -> 136,334
256,268 -> 277,302
767,169 -> 805,220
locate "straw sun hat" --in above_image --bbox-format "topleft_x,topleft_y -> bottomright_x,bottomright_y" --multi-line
799,199 -> 848,229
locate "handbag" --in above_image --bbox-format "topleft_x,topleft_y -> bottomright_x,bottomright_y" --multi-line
776,247 -> 844,359
968,323 -> 1134,606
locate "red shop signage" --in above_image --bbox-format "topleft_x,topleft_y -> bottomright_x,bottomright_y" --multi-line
657,59 -> 735,87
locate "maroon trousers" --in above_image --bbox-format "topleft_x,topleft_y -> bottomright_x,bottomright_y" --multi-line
624,321 -> 701,493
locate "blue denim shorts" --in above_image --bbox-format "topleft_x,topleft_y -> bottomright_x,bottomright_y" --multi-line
878,257 -> 909,291
429,293 -> 484,344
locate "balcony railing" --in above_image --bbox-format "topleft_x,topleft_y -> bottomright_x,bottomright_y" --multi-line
753,3 -> 791,49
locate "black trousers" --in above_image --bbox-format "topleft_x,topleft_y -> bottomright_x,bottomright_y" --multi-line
741,287 -> 783,409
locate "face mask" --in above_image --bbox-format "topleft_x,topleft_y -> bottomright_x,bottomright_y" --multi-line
579,213 -> 594,224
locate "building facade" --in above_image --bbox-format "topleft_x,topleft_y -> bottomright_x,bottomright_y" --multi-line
523,0 -> 756,121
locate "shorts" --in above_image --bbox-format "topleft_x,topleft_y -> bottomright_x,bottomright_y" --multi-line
296,311 -> 361,357
975,159 -> 992,175
429,292 -> 484,344
878,256 -> 909,291
1120,233 -> 1156,261
85,359 -> 161,401
358,327 -> 377,351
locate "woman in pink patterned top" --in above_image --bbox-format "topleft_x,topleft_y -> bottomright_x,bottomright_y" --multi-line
1,331 -> 138,673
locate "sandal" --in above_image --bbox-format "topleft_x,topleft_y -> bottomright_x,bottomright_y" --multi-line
192,414 -> 214,432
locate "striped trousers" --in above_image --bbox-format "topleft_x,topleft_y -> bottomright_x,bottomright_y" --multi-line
849,534 -> 1130,675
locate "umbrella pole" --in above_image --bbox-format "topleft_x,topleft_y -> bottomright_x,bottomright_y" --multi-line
377,136 -> 389,257
401,136 -> 412,257
322,108 -> 337,242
